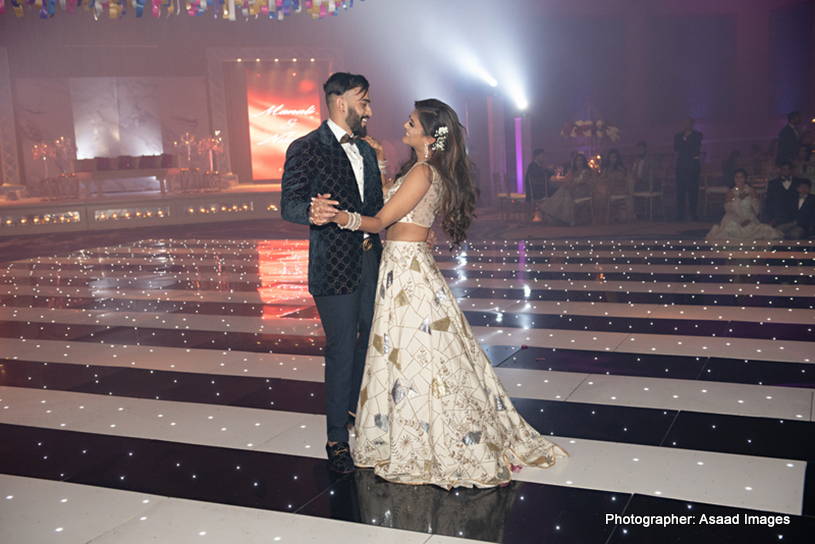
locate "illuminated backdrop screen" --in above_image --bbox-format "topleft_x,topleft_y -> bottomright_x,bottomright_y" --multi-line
246,62 -> 323,180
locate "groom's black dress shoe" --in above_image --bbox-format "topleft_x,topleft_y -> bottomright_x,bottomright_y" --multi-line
326,442 -> 355,474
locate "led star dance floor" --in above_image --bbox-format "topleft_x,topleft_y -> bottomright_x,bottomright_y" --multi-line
1,220 -> 814,543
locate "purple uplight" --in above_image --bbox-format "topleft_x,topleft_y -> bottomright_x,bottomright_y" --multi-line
515,117 -> 523,194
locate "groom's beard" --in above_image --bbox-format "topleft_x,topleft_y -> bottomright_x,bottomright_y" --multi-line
346,108 -> 368,138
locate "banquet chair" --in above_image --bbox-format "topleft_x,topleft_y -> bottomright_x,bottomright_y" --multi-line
606,176 -> 634,224
795,161 -> 815,179
632,169 -> 666,221
572,186 -> 593,225
492,172 -> 509,218
699,172 -> 729,218
527,172 -> 549,222
751,176 -> 768,207
502,173 -> 526,221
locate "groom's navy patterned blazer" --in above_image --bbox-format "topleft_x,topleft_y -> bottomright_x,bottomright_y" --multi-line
281,121 -> 384,296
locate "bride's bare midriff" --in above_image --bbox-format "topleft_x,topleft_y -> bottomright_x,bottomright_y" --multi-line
385,222 -> 429,242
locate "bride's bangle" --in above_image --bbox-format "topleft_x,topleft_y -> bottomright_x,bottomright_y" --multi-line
338,211 -> 362,231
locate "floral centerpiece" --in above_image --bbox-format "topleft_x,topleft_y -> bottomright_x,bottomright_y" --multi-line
561,120 -> 621,141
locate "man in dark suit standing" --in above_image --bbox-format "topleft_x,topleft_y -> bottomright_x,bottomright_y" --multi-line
524,148 -> 552,221
764,160 -> 805,238
776,111 -> 801,166
281,73 -> 384,473
791,178 -> 815,239
673,117 -> 703,221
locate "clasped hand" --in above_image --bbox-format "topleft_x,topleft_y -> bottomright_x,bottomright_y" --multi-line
309,194 -> 340,225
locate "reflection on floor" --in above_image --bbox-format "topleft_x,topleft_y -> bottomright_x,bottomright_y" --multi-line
1,216 -> 814,543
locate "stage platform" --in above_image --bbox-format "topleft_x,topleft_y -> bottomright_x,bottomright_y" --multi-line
0,183 -> 282,237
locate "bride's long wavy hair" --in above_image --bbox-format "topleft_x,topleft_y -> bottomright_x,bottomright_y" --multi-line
396,99 -> 479,248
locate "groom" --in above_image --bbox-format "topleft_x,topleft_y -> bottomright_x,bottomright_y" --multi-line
281,72 -> 384,473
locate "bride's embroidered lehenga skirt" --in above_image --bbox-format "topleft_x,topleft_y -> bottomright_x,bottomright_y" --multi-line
354,241 -> 567,489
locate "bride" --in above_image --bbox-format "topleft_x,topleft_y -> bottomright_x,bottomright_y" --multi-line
315,99 -> 566,489
705,168 -> 783,241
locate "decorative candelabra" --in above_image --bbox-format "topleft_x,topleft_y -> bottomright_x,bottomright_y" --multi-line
174,133 -> 198,169
198,131 -> 223,172
53,137 -> 77,174
32,141 -> 57,178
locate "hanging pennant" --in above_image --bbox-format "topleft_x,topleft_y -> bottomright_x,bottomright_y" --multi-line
0,0 -> 361,19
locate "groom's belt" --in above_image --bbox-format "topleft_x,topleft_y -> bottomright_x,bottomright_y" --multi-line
362,238 -> 373,251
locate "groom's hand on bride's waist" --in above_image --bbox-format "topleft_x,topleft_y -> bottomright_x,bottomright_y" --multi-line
426,229 -> 437,250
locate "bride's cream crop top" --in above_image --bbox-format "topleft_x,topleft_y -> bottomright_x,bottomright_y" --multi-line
384,162 -> 443,228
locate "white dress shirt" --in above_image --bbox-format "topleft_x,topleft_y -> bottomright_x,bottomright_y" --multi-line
327,118 -> 368,237
327,118 -> 364,202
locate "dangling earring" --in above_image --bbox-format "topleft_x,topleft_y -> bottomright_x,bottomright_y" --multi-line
423,143 -> 429,160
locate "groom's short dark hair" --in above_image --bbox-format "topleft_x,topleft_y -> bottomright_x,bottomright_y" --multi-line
324,72 -> 370,110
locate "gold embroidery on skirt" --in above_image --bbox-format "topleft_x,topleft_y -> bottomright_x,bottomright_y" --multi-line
431,317 -> 451,332
431,376 -> 450,398
372,334 -> 384,355
394,289 -> 409,307
389,348 -> 401,371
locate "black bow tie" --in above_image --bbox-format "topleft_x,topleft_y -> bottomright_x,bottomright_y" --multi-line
340,133 -> 359,145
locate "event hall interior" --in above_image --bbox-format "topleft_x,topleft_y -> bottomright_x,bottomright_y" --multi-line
1,0 -> 814,542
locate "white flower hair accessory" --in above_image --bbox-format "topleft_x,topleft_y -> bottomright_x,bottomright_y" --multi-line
431,126 -> 449,151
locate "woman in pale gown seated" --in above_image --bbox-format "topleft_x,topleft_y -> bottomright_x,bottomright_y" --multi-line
706,168 -> 783,241
317,99 -> 567,489
593,148 -> 635,224
541,152 -> 593,225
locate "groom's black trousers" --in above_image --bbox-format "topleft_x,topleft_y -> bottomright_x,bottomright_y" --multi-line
313,247 -> 379,444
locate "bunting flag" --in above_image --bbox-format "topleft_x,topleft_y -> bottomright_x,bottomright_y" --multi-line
2,0 -> 360,17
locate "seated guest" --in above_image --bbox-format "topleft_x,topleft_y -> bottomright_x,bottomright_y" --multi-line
594,148 -> 634,223
632,140 -> 660,188
795,144 -> 812,162
764,160 -> 806,238
524,148 -> 553,199
706,169 -> 783,241
795,144 -> 815,175
541,153 -> 592,226
791,179 -> 815,239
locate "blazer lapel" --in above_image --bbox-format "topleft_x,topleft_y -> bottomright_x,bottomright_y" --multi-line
360,143 -> 380,206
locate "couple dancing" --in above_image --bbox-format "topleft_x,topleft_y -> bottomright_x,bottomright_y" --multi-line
281,72 -> 566,489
